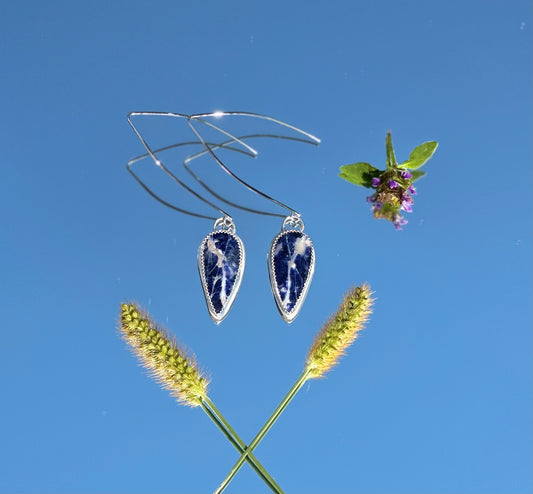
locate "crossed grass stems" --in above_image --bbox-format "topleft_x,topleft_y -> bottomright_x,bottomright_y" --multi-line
120,284 -> 373,493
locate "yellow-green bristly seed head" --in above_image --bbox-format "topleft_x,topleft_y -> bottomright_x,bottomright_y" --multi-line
119,303 -> 210,407
305,284 -> 374,379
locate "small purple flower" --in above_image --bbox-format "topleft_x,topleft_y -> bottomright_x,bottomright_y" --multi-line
400,170 -> 412,179
401,201 -> 413,213
372,177 -> 381,187
408,185 -> 417,195
401,192 -> 413,204
374,201 -> 383,210
393,214 -> 408,230
366,194 -> 377,203
401,192 -> 414,212
388,180 -> 399,189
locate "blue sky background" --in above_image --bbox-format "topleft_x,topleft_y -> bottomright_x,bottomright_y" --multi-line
1,1 -> 531,493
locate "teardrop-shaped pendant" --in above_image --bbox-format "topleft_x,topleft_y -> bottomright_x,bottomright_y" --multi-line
198,218 -> 245,324
268,216 -> 315,323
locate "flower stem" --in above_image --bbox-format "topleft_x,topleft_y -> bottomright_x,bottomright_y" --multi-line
200,397 -> 283,494
386,131 -> 398,168
214,369 -> 312,494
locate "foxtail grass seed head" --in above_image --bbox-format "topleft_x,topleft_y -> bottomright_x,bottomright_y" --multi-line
305,284 -> 374,379
120,303 -> 209,407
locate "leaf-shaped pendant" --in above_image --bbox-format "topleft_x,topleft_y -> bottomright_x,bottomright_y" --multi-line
268,229 -> 315,323
198,229 -> 245,324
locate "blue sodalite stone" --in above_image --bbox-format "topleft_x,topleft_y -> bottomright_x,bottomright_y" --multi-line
202,232 -> 241,314
272,231 -> 314,313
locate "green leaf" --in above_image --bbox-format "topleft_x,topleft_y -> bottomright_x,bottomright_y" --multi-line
410,170 -> 426,181
400,141 -> 438,169
339,162 -> 380,188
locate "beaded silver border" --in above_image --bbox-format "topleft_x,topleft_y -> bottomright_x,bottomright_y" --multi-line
268,229 -> 315,323
197,230 -> 245,324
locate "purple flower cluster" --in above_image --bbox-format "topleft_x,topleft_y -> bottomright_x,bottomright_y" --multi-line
366,170 -> 417,230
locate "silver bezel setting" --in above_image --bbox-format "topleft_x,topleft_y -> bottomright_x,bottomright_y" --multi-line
268,229 -> 315,323
197,230 -> 245,325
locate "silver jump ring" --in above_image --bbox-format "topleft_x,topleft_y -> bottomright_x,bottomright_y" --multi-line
213,216 -> 236,233
282,214 -> 304,232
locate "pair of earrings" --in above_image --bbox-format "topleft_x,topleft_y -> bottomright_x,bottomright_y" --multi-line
127,111 -> 320,324
198,212 -> 314,324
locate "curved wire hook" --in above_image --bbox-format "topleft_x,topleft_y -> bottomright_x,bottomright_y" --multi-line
127,111 -> 258,220
127,139 -> 234,220
183,133 -> 319,218
187,111 -> 320,217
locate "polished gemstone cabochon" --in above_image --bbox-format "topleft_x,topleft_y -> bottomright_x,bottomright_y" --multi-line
198,231 -> 244,324
269,230 -> 315,323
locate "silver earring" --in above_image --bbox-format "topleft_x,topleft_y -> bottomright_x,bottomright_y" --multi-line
268,214 -> 315,323
197,216 -> 245,324
127,113 -> 253,323
185,111 -> 320,322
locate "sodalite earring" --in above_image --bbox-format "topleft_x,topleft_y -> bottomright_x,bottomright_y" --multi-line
188,112 -> 320,323
185,111 -> 321,323
127,113 -> 262,323
198,216 -> 245,324
268,214 -> 315,323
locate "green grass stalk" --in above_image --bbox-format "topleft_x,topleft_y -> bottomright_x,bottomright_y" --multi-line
215,284 -> 374,493
214,369 -> 311,494
202,397 -> 284,494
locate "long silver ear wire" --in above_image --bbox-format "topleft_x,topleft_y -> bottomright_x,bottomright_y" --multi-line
127,130 -> 251,325
186,112 -> 320,323
187,111 -> 320,215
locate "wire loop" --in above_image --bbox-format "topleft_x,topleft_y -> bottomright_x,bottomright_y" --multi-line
282,214 -> 305,232
213,216 -> 236,233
